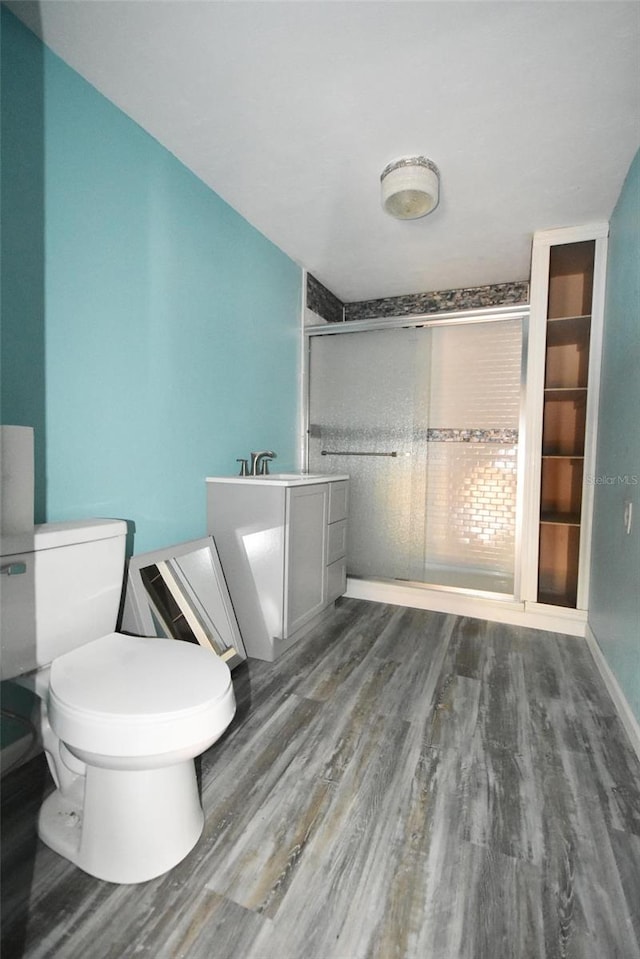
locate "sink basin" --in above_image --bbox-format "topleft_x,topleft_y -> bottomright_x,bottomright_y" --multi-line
206,473 -> 349,487
257,472 -> 324,481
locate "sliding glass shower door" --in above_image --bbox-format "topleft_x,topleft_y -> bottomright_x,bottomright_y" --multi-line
308,315 -> 524,595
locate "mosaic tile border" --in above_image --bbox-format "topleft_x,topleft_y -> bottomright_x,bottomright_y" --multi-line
309,425 -> 519,444
306,273 -> 344,323
344,281 -> 528,321
427,428 -> 519,444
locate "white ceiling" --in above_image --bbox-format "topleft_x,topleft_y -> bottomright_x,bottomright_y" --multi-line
9,0 -> 640,302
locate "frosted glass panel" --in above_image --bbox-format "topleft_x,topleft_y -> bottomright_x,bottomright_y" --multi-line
428,322 -> 522,428
308,318 -> 522,594
309,328 -> 430,580
424,443 -> 518,592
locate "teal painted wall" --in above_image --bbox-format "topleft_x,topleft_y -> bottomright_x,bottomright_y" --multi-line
1,5 -> 47,519
1,8 -> 301,554
589,147 -> 640,722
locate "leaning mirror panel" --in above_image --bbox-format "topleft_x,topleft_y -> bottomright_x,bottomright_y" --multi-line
122,537 -> 246,670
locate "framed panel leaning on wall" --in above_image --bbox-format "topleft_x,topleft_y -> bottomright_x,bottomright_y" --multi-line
122,537 -> 247,670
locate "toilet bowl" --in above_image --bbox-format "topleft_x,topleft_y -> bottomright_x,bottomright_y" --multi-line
0,519 -> 237,884
39,633 -> 235,884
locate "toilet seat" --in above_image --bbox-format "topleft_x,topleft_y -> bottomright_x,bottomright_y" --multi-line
48,633 -> 235,758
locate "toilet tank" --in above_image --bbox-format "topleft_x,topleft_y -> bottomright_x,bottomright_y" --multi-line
0,519 -> 127,680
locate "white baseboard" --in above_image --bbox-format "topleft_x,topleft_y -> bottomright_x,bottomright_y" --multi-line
585,623 -> 640,761
345,578 -> 586,636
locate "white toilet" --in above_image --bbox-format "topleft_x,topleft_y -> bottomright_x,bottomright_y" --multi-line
0,518 -> 236,884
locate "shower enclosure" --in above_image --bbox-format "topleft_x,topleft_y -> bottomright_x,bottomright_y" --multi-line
307,308 -> 527,598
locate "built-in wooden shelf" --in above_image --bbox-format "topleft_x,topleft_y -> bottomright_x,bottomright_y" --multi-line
537,239 -> 595,608
546,314 -> 591,345
541,446 -> 585,458
544,387 -> 588,402
537,588 -> 578,609
540,512 -> 582,527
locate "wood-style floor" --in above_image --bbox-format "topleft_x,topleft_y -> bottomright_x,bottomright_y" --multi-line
2,599 -> 640,959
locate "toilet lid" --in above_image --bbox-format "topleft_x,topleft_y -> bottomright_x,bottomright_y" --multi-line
49,632 -> 232,721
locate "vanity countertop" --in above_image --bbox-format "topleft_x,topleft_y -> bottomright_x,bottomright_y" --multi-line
206,473 -> 349,487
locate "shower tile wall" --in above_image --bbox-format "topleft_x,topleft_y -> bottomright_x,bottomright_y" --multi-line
424,444 -> 518,588
423,321 -> 522,588
427,322 -> 521,427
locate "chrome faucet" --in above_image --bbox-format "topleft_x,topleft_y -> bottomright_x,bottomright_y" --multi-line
250,450 -> 276,475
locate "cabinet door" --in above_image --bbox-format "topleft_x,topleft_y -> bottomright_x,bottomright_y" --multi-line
326,558 -> 347,604
283,484 -> 328,637
327,519 -> 348,565
328,480 -> 349,524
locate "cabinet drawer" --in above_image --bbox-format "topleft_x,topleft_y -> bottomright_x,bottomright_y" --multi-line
328,481 -> 349,524
326,518 -> 347,565
326,557 -> 347,603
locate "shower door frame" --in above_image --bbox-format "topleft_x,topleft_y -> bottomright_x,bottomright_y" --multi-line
303,304 -> 530,602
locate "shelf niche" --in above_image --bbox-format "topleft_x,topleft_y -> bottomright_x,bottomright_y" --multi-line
538,523 -> 580,608
541,394 -> 587,457
537,239 -> 595,607
545,318 -> 591,389
540,457 -> 584,524
547,242 -> 595,319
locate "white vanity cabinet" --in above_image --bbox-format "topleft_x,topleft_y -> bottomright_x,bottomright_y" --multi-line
206,475 -> 349,661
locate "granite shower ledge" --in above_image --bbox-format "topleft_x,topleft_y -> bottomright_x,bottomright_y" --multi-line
344,282 -> 529,321
306,273 -> 344,323
305,274 -> 529,324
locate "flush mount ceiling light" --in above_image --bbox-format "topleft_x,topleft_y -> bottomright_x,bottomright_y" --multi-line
380,156 -> 440,220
